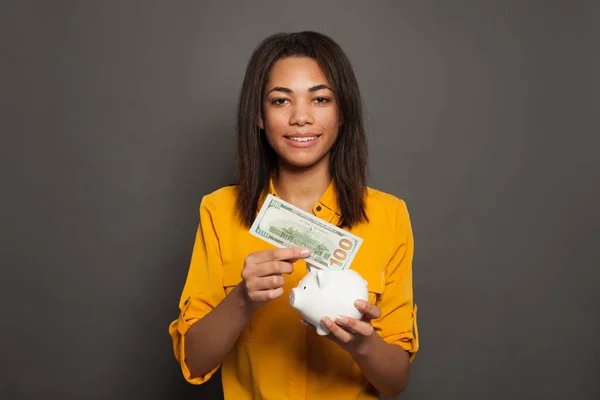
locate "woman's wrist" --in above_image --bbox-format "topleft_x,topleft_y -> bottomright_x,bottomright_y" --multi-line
348,330 -> 382,359
233,282 -> 260,318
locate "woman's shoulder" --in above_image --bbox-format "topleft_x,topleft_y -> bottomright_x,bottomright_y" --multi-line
365,186 -> 409,212
199,184 -> 238,213
363,186 -> 412,229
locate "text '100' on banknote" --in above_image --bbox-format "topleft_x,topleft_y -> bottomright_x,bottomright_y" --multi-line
249,194 -> 363,270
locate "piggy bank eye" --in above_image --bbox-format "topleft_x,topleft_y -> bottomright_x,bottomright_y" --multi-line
303,286 -> 306,289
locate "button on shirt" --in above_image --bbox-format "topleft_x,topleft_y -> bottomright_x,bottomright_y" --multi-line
168,179 -> 419,399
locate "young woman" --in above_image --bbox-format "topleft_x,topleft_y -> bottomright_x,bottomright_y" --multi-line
168,31 -> 419,399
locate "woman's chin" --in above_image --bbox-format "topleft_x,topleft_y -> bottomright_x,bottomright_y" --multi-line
278,154 -> 328,170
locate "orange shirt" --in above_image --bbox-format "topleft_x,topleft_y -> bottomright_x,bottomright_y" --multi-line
168,179 -> 419,399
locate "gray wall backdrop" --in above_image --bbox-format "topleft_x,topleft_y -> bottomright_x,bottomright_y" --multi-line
2,1 -> 598,399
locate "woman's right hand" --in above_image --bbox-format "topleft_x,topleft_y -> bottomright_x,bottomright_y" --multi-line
240,247 -> 311,310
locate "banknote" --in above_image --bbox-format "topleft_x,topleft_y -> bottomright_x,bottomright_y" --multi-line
249,194 -> 363,270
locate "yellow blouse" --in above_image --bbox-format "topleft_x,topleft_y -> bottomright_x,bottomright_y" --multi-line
168,179 -> 419,399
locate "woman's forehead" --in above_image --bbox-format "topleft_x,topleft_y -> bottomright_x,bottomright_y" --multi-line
266,57 -> 331,90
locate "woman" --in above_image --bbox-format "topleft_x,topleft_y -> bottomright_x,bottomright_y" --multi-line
168,31 -> 419,399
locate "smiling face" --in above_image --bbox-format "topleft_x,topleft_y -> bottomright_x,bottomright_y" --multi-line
259,57 -> 341,170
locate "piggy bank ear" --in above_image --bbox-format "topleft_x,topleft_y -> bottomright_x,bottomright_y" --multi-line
316,269 -> 330,288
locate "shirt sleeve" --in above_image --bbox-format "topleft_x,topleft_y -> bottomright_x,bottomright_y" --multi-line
371,199 -> 420,362
168,195 -> 225,384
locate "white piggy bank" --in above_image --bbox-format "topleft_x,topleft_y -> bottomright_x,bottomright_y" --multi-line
289,268 -> 369,335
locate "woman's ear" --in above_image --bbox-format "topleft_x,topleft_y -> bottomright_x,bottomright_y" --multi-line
258,115 -> 264,130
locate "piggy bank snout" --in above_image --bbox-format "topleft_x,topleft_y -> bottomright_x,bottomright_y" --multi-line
289,288 -> 300,309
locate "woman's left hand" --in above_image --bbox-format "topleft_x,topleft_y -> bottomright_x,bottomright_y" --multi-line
302,299 -> 382,356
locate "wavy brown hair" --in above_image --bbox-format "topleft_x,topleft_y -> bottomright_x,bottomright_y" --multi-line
235,31 -> 368,229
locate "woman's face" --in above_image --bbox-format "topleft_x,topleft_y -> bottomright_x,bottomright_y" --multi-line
260,57 -> 341,170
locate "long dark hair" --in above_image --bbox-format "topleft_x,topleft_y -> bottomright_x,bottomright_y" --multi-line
235,31 -> 368,229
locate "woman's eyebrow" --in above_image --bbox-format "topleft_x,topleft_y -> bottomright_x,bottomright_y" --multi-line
308,84 -> 332,92
268,84 -> 332,94
269,86 -> 293,94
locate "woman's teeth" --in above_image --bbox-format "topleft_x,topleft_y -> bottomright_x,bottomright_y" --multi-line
289,136 -> 317,142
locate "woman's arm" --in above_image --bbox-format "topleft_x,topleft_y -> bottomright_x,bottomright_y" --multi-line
319,301 -> 410,398
185,247 -> 311,378
351,335 -> 409,397
185,284 -> 253,378
316,198 -> 418,397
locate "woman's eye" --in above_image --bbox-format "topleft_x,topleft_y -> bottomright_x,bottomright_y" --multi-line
314,97 -> 329,104
272,98 -> 289,105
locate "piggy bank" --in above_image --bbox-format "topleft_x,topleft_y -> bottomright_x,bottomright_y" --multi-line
289,268 -> 369,335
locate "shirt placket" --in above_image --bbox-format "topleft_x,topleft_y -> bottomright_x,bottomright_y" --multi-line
288,203 -> 336,400
288,330 -> 307,400
312,202 -> 337,225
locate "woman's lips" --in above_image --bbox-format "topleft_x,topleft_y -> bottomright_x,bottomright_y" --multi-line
284,134 -> 321,148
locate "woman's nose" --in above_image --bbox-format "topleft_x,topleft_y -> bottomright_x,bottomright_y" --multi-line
289,103 -> 314,126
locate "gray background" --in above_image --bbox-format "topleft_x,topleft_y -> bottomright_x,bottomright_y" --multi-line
1,1 -> 599,399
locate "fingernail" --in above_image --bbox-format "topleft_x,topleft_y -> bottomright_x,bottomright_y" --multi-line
355,300 -> 367,308
335,315 -> 347,324
321,317 -> 331,327
300,248 -> 311,256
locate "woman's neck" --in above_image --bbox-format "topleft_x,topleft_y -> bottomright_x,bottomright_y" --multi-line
273,159 -> 331,214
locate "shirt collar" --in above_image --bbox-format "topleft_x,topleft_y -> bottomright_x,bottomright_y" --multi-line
262,176 -> 341,216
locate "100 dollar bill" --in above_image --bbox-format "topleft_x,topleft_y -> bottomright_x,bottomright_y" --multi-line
249,194 -> 363,270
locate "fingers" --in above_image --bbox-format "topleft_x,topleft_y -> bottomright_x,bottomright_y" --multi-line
243,272 -> 287,302
243,248 -> 312,279
355,300 -> 382,320
242,260 -> 294,279
245,274 -> 285,292
240,248 -> 312,306
246,247 -> 311,265
321,317 -> 354,343
333,315 -> 374,337
246,286 -> 284,302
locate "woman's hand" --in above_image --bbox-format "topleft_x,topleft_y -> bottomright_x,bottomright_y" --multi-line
303,299 -> 382,356
240,247 -> 311,311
